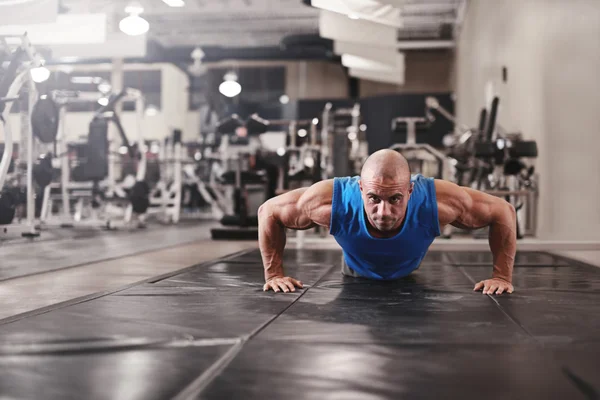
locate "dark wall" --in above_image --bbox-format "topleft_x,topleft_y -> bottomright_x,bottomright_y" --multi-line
361,93 -> 454,152
294,93 -> 454,153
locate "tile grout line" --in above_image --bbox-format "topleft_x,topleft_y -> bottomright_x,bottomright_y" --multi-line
172,262 -> 339,400
458,266 -> 539,338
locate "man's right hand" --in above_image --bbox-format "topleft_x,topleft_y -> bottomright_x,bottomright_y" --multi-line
263,276 -> 303,293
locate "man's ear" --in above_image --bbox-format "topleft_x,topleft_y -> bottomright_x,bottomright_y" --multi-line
359,180 -> 363,192
409,182 -> 414,195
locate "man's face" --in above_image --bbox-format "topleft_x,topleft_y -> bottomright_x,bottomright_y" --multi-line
360,177 -> 413,233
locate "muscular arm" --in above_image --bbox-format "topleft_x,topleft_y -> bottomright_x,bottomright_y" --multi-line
257,180 -> 333,283
435,180 -> 517,288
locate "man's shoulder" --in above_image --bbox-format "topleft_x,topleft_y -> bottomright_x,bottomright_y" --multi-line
334,175 -> 360,184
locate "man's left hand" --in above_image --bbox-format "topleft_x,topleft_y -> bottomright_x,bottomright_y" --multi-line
474,278 -> 514,295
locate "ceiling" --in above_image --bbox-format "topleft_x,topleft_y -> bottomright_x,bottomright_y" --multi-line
61,0 -> 320,48
59,0 -> 464,50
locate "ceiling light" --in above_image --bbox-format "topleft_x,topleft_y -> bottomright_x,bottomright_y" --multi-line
188,47 -> 207,76
98,80 -> 112,94
30,66 -> 50,83
298,129 -> 307,138
119,3 -> 149,36
279,94 -> 289,104
145,105 -> 158,117
162,0 -> 185,6
98,97 -> 109,106
219,71 -> 242,98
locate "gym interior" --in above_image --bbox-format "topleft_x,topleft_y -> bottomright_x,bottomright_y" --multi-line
0,0 -> 599,398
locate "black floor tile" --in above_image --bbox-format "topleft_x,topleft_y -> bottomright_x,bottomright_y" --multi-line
202,341 -> 585,400
450,251 -> 568,266
1,248 -> 598,399
0,287 -> 301,342
159,260 -> 331,288
462,264 -> 600,293
0,345 -> 232,400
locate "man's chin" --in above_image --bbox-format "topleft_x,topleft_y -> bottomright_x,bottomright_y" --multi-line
374,222 -> 396,232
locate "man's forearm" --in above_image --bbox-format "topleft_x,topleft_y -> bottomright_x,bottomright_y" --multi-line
488,204 -> 517,283
258,205 -> 286,281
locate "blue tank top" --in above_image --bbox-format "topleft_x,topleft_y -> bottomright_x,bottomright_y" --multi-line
330,174 -> 441,280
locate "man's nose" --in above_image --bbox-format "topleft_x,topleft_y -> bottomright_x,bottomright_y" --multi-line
377,202 -> 390,216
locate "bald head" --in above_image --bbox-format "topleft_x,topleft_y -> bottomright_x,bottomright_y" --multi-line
360,149 -> 410,184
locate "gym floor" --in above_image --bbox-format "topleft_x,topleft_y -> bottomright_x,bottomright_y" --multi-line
0,227 -> 598,399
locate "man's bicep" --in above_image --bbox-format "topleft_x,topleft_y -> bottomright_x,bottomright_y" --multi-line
262,188 -> 313,230
299,180 -> 333,228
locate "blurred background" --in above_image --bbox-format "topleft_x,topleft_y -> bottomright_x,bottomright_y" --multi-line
2,0 -> 596,242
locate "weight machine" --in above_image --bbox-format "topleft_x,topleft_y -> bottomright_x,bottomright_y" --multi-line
426,95 -> 539,238
267,118 -> 321,194
320,102 -> 367,178
38,88 -> 149,230
210,114 -> 269,240
0,33 -> 44,240
389,116 -> 454,181
145,129 -> 185,224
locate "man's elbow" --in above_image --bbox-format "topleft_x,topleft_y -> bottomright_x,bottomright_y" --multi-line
505,201 -> 516,219
258,201 -> 273,221
495,199 -> 516,224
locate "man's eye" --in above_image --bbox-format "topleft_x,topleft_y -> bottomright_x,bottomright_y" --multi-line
369,197 -> 380,203
390,197 -> 400,204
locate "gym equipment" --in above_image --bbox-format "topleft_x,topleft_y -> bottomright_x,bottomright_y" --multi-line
0,33 -> 44,239
85,119 -> 110,181
129,181 -> 150,214
427,95 -> 539,238
39,90 -> 104,227
389,116 -> 454,181
426,96 -> 484,185
31,95 -> 59,144
0,188 -> 17,224
177,142 -> 232,223
39,88 -> 149,230
32,153 -> 54,187
245,114 -> 270,135
267,118 -> 322,193
210,115 -> 269,240
320,103 -> 366,178
146,129 -> 184,224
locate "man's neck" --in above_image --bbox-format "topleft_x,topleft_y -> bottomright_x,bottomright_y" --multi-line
364,212 -> 405,238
